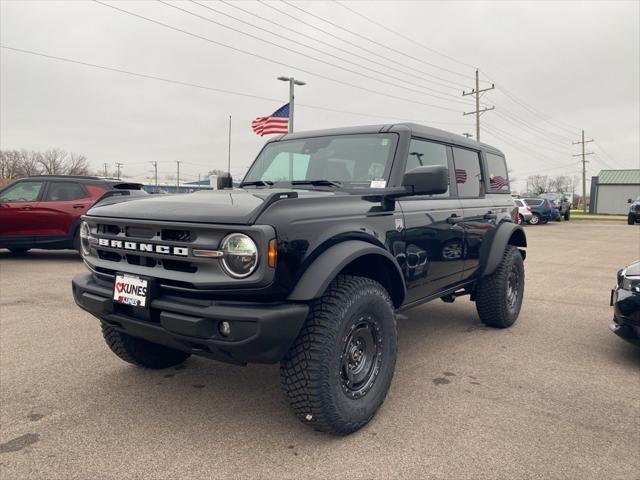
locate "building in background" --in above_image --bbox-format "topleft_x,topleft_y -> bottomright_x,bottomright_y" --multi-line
589,169 -> 640,214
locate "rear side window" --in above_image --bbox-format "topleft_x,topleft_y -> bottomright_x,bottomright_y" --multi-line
525,199 -> 543,206
0,181 -> 44,202
485,153 -> 510,192
452,147 -> 482,197
514,199 -> 524,207
44,182 -> 88,201
405,139 -> 449,197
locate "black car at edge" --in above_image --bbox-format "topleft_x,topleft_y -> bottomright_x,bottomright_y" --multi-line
611,261 -> 640,346
72,123 -> 527,435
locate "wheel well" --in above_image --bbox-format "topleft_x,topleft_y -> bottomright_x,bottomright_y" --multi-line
338,254 -> 404,308
508,228 -> 527,260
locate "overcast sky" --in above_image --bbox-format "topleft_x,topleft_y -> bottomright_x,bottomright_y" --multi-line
1,0 -> 638,191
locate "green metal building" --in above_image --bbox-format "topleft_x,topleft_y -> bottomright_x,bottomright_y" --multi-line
589,169 -> 640,214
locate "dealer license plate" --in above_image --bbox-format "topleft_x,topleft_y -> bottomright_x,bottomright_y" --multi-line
113,274 -> 149,308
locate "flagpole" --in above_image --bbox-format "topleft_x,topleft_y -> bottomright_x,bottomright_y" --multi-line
277,76 -> 306,133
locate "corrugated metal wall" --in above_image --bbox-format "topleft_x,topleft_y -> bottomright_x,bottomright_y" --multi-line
596,185 -> 640,214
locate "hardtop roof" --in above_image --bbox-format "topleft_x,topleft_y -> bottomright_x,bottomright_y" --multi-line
267,123 -> 505,156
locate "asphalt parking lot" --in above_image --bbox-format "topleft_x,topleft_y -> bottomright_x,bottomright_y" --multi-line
1,221 -> 639,479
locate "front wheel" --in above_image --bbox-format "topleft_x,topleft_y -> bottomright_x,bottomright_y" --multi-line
280,275 -> 397,435
101,324 -> 190,369
528,213 -> 540,225
564,210 -> 570,221
475,246 -> 525,328
628,214 -> 635,225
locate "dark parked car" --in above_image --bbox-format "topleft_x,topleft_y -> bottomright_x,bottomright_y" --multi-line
610,261 -> 640,346
522,197 -> 556,225
0,175 -> 145,254
72,123 -> 527,435
540,192 -> 571,221
627,197 -> 640,225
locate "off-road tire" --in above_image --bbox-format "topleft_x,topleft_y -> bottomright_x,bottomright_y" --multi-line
475,245 -> 525,328
564,210 -> 570,221
8,248 -> 29,255
628,214 -> 635,225
280,275 -> 397,435
101,324 -> 190,369
528,213 -> 540,225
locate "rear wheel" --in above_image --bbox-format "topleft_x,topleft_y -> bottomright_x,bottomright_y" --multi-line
280,275 -> 397,435
101,324 -> 190,369
529,213 -> 540,225
475,245 -> 525,328
628,214 -> 635,225
8,248 -> 29,255
564,210 -> 570,221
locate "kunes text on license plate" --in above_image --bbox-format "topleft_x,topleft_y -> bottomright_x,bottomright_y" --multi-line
113,275 -> 148,307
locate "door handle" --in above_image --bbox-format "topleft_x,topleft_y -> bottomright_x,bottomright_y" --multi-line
447,214 -> 463,225
20,206 -> 32,211
484,211 -> 497,220
73,204 -> 86,209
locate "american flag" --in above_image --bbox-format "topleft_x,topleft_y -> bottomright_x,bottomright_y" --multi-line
489,175 -> 509,189
251,103 -> 289,136
455,168 -> 467,184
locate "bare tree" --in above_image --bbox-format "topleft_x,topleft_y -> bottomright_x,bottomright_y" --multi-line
526,175 -> 550,195
66,152 -> 90,176
1,148 -> 91,179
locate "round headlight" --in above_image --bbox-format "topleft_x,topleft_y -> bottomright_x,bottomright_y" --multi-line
80,221 -> 91,256
220,233 -> 258,278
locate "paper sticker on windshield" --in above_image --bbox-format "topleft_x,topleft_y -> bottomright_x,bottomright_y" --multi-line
370,179 -> 386,188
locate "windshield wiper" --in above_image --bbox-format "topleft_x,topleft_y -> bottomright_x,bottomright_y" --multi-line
291,179 -> 343,188
240,180 -> 274,188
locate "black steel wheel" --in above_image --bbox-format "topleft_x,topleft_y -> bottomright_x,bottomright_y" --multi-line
280,275 -> 397,435
475,245 -> 525,328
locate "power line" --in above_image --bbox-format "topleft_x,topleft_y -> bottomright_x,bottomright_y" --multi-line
0,45 -> 471,126
257,0 -> 470,91
333,0 -> 478,72
187,0 -> 474,106
93,0 -> 465,113
219,0 -> 468,99
483,123 -> 573,157
160,0 -> 474,108
282,0 -> 476,84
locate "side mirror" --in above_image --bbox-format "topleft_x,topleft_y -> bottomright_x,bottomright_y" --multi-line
402,165 -> 448,195
628,198 -> 633,203
217,173 -> 233,190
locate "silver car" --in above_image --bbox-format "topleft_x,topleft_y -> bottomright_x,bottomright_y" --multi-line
513,198 -> 533,225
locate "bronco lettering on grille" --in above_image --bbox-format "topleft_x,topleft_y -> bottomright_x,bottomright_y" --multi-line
97,238 -> 188,256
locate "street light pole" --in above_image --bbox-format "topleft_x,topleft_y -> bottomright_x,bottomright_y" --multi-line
277,76 -> 306,133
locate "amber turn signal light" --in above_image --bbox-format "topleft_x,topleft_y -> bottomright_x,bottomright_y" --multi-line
268,239 -> 277,268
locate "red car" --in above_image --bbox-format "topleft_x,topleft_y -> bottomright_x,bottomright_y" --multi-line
0,175 -> 144,254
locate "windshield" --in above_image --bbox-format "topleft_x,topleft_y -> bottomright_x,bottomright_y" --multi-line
243,133 -> 398,188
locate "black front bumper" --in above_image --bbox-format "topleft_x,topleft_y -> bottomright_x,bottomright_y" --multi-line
72,272 -> 309,364
610,286 -> 640,346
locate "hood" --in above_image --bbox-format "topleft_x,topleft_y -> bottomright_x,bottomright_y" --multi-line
86,188 -> 340,225
625,261 -> 640,277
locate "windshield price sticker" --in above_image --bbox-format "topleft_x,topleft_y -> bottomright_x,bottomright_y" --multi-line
113,274 -> 149,307
370,179 -> 387,188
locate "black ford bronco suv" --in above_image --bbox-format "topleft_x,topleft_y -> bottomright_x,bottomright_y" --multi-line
72,123 -> 526,435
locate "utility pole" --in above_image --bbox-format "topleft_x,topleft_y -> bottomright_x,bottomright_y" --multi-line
277,76 -> 306,133
115,162 -> 123,180
228,115 -> 232,174
463,69 -> 495,142
175,161 -> 182,192
573,130 -> 594,213
151,161 -> 158,193
103,163 -> 108,177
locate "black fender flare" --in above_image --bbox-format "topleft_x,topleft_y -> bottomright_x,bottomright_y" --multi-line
287,240 -> 406,307
478,222 -> 527,278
